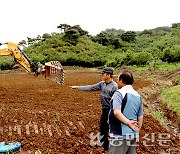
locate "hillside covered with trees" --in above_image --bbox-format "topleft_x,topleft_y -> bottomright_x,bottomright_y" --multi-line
1,23 -> 180,70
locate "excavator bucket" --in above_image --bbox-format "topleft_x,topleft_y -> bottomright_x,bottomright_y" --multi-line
44,61 -> 64,85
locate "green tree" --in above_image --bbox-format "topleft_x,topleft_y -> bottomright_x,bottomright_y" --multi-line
97,32 -> 109,46
103,28 -> 125,37
93,28 -> 124,48
27,37 -> 36,45
154,26 -> 171,32
63,25 -> 89,45
57,24 -> 71,32
18,40 -> 27,46
139,29 -> 153,36
111,38 -> 121,49
42,33 -> 51,41
70,25 -> 89,36
161,45 -> 180,62
64,29 -> 80,45
172,23 -> 180,28
121,31 -> 136,42
36,35 -> 42,41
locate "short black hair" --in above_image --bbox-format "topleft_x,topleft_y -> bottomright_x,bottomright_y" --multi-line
119,70 -> 134,85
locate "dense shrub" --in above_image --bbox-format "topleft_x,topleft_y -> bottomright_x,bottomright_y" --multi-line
0,57 -> 14,70
121,51 -> 151,65
106,53 -> 126,68
161,45 -> 180,62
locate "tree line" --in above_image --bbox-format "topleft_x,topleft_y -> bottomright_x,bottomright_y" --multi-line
1,23 -> 180,70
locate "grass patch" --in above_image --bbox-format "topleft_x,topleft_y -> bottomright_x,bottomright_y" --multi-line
0,70 -> 11,74
155,62 -> 180,71
176,77 -> 180,85
130,65 -> 149,72
161,85 -> 180,115
130,62 -> 180,72
154,110 -> 164,121
149,105 -> 168,129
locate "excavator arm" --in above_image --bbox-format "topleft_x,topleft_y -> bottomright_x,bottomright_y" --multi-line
0,42 -> 64,85
0,49 -> 12,56
0,42 -> 39,75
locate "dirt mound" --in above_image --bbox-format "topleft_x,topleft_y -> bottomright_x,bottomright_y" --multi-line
0,69 -> 179,153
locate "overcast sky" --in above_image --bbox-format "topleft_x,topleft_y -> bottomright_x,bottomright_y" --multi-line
0,0 -> 179,44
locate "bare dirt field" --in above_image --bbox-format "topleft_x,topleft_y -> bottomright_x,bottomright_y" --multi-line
0,68 -> 179,153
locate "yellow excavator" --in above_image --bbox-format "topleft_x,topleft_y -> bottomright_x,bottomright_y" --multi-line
0,42 -> 64,85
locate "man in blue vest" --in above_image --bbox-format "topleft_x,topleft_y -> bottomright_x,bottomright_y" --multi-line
108,70 -> 143,154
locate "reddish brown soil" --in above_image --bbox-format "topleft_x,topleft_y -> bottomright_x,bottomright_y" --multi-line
0,69 -> 179,153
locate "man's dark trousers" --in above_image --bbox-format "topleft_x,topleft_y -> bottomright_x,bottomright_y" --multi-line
100,108 -> 110,151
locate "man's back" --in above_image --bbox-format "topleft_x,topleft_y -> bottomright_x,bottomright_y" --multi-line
109,85 -> 143,138
108,70 -> 143,154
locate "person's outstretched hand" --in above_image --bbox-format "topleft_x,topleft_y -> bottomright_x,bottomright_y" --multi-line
69,86 -> 78,90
